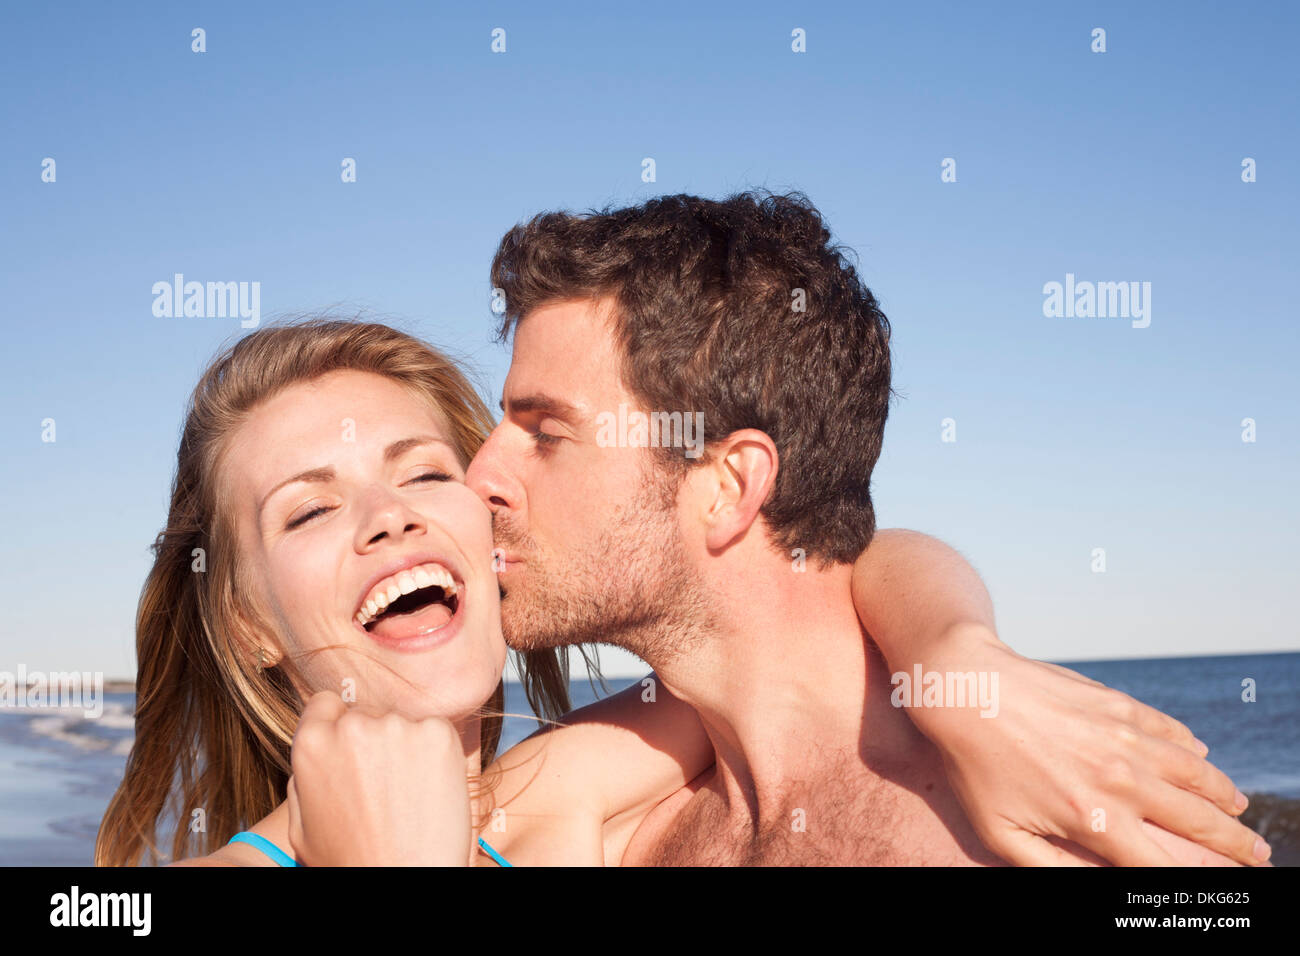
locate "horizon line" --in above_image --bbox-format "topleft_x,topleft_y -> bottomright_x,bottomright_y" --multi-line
65,645 -> 1298,687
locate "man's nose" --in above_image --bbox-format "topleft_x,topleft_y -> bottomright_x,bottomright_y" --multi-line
466,429 -> 519,515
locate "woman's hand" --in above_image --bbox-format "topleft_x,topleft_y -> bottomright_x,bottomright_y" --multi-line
286,691 -> 473,866
909,625 -> 1271,866
852,529 -> 1270,866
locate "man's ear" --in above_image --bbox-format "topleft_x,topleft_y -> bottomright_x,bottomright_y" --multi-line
700,429 -> 778,554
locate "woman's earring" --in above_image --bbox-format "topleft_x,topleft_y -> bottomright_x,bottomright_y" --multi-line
255,647 -> 270,671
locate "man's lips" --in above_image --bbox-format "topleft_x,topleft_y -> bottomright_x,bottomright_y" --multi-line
492,550 -> 525,572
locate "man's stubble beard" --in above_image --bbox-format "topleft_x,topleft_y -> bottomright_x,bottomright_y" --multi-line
493,463 -> 713,671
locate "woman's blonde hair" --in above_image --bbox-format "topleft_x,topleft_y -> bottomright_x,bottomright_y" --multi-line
95,318 -> 574,866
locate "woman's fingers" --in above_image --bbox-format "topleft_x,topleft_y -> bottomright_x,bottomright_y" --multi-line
1141,735 -> 1244,816
1115,694 -> 1206,757
990,827 -> 1099,867
1064,820 -> 1187,867
286,775 -> 304,857
1137,779 -> 1268,866
298,689 -> 347,726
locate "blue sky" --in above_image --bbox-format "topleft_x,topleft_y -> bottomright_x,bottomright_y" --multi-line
1,1 -> 1296,678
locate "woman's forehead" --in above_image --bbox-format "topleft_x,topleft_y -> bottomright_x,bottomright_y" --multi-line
222,372 -> 461,498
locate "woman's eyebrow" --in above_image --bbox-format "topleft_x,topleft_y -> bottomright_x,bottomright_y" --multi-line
258,467 -> 335,518
257,437 -> 453,518
382,435 -> 452,462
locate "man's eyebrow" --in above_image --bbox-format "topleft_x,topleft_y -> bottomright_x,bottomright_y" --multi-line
499,393 -> 581,422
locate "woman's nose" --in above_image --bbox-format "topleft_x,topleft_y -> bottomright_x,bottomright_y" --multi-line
354,490 -> 427,550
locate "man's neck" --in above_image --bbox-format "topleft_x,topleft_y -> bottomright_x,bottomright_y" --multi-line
649,553 -> 885,823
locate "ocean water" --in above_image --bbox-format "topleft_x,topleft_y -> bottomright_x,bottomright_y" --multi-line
1,653 -> 1296,866
0,680 -> 630,867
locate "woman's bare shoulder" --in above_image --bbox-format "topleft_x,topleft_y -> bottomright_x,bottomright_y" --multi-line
168,856 -> 238,867
167,847 -> 242,867
167,838 -> 277,867
488,674 -> 712,823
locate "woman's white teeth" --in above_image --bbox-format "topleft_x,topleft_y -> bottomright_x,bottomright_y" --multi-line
354,563 -> 458,627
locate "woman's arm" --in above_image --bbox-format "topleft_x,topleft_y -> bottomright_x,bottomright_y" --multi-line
854,529 -> 1269,866
286,691 -> 473,866
481,675 -> 713,865
283,683 -> 712,867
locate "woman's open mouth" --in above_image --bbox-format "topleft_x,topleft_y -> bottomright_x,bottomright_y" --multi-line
353,562 -> 462,645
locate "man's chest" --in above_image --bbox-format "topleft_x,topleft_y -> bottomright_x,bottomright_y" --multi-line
622,768 -> 929,866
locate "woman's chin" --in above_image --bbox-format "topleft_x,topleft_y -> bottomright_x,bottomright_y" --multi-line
355,652 -> 504,723
300,610 -> 505,723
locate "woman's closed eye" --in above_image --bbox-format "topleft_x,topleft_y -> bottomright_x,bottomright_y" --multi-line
286,503 -> 334,530
407,470 -> 454,483
282,469 -> 457,530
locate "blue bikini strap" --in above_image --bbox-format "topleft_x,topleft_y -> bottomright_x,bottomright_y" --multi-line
477,835 -> 512,867
225,830 -> 511,867
227,831 -> 299,867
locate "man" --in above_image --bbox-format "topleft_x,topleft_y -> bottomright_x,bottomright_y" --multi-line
461,192 -> 1263,865
288,192 -> 1267,866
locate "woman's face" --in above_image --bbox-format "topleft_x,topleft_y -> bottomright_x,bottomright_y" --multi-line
220,369 -> 505,723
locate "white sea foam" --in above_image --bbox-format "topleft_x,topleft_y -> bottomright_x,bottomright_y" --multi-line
20,701 -> 135,754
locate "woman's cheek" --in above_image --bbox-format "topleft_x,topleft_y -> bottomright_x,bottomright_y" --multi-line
271,537 -> 329,611
259,563 -> 320,658
453,493 -> 495,554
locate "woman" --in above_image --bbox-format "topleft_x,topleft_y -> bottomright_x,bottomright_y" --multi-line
96,319 -> 1262,867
